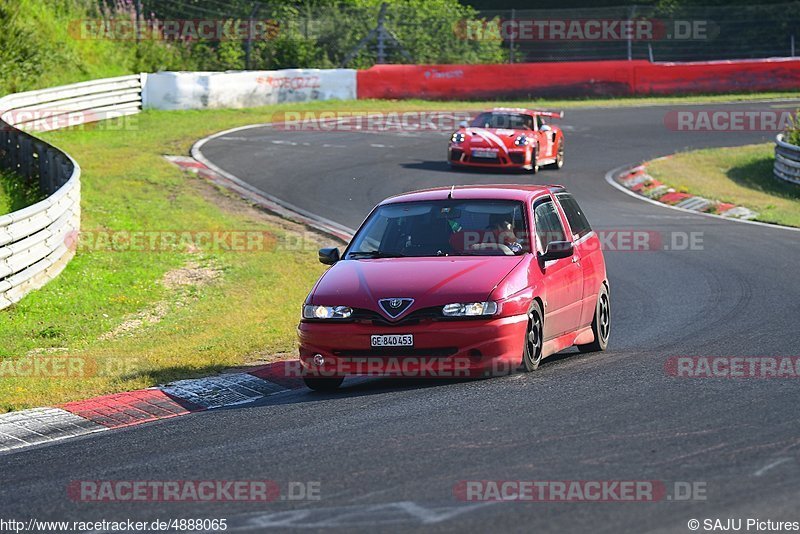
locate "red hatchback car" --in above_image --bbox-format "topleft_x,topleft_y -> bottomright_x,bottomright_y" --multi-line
448,108 -> 565,173
298,185 -> 609,391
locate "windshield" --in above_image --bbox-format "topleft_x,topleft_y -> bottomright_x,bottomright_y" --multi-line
346,200 -> 530,258
470,112 -> 534,130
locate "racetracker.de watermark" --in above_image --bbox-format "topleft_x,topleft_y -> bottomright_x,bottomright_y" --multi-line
270,111 -> 474,132
665,356 -> 800,378
455,18 -> 714,42
0,355 -> 142,379
69,19 -> 281,41
68,230 -> 278,253
1,109 -> 137,132
453,480 -> 707,502
664,109 -> 798,132
67,480 -> 320,502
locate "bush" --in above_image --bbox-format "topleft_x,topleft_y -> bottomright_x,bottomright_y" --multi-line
785,110 -> 800,147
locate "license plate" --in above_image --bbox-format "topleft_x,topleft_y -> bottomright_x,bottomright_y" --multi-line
472,148 -> 498,158
371,334 -> 414,348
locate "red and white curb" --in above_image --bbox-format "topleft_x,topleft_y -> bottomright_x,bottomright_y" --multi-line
611,163 -> 758,220
0,361 -> 305,453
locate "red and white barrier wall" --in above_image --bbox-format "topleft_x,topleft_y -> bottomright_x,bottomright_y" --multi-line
356,58 -> 800,100
139,59 -> 800,109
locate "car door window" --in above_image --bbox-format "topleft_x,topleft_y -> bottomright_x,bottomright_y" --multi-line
533,199 -> 566,253
556,193 -> 592,240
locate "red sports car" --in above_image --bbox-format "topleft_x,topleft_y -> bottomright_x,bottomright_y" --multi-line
298,185 -> 609,391
448,108 -> 565,173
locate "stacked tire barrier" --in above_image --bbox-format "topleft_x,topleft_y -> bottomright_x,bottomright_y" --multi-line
0,75 -> 144,310
774,134 -> 800,186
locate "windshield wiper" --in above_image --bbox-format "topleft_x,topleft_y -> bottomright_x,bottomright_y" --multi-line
347,251 -> 406,259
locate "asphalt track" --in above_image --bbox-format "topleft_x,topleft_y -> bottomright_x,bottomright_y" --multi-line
3,100 -> 800,533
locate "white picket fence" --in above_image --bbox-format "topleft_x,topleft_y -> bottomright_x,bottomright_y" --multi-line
0,74 -> 144,309
774,134 -> 800,186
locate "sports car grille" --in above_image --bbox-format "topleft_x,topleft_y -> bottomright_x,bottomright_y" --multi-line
469,155 -> 501,163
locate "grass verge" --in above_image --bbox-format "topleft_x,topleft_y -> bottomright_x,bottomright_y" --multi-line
647,143 -> 800,227
1,94 -> 800,412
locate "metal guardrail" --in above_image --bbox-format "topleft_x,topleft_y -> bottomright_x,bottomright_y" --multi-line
0,74 -> 143,309
775,134 -> 800,186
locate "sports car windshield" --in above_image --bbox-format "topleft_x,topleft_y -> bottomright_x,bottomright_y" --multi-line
470,112 -> 534,130
346,200 -> 530,258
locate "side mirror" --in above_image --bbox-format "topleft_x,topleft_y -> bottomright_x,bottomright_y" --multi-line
540,241 -> 573,262
318,247 -> 340,265
459,120 -> 469,128
540,124 -> 552,132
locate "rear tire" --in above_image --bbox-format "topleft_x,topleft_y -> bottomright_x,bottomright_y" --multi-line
303,376 -> 344,391
577,285 -> 610,353
521,301 -> 544,372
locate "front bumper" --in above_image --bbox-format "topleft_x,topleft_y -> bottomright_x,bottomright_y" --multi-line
298,314 -> 528,378
448,146 -> 531,170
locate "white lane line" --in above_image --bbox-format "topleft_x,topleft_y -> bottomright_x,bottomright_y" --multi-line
192,123 -> 357,240
754,457 -> 792,476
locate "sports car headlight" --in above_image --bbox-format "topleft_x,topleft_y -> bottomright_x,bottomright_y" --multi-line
303,305 -> 353,320
451,132 -> 466,144
442,302 -> 498,317
514,134 -> 529,146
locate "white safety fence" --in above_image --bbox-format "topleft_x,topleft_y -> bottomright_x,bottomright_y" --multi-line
0,74 -> 144,309
774,134 -> 800,186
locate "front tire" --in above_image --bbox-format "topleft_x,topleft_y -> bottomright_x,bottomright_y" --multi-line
528,146 -> 539,174
548,139 -> 564,170
303,376 -> 344,391
577,285 -> 610,353
521,301 -> 544,372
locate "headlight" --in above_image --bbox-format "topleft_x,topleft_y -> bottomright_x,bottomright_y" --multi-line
303,305 -> 353,320
514,134 -> 528,146
442,302 -> 498,317
451,132 -> 466,144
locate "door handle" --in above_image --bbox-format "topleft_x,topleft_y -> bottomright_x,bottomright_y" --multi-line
571,256 -> 579,263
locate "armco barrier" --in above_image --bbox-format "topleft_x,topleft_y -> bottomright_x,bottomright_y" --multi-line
774,134 -> 800,186
356,58 -> 800,100
0,74 -> 144,310
142,69 -> 357,110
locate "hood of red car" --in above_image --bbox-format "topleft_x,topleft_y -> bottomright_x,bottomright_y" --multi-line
462,127 -> 522,150
311,256 -> 524,318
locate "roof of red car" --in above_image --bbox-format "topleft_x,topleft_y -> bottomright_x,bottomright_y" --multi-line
380,184 -> 565,205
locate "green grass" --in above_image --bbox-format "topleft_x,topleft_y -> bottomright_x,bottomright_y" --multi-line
2,95 -> 800,412
0,171 -> 46,215
647,143 -> 800,227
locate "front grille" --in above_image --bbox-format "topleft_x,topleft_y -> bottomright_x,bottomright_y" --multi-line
351,307 -> 445,326
469,155 -> 501,163
450,149 -> 463,161
333,347 -> 459,359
